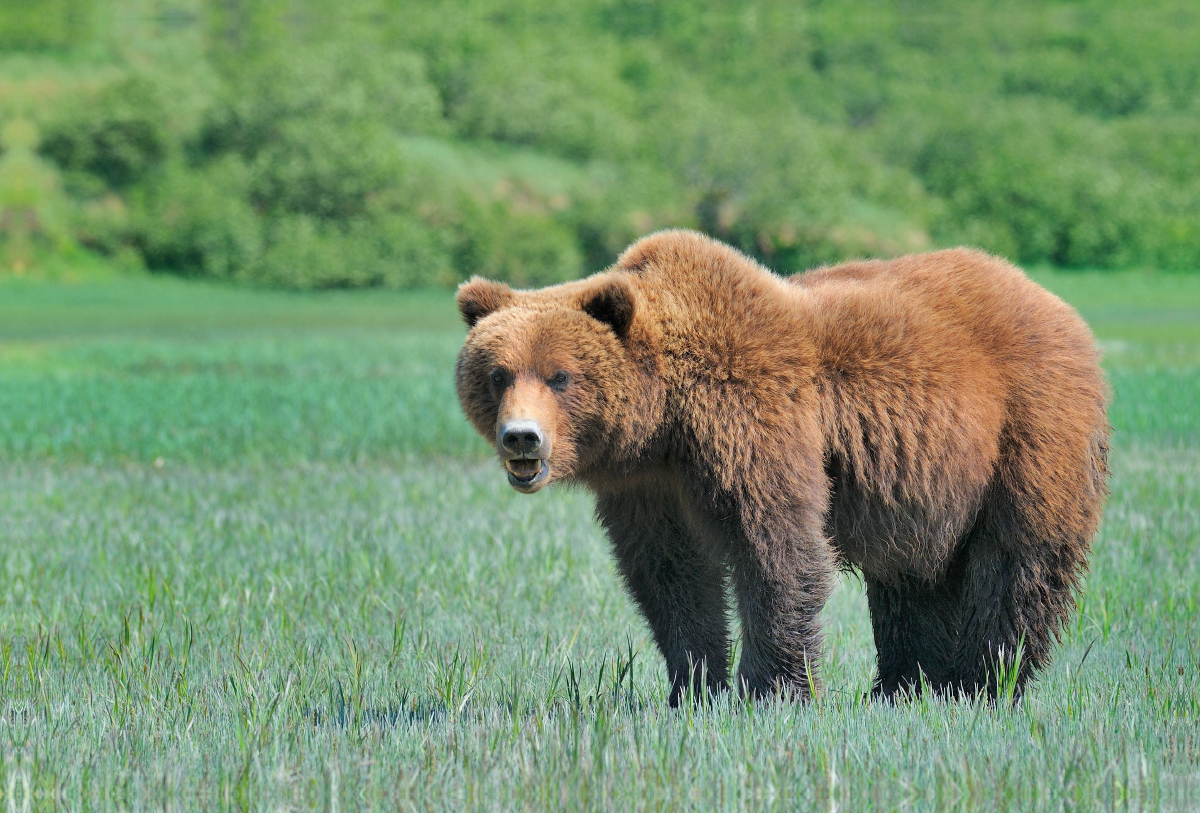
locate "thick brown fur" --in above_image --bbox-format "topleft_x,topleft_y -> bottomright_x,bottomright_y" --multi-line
455,229 -> 1109,705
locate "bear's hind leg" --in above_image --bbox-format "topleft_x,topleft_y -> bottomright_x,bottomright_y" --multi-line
866,570 -> 963,701
950,460 -> 1101,702
596,491 -> 731,706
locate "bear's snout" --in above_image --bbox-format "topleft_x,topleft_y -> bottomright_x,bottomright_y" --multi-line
499,420 -> 544,456
497,418 -> 553,493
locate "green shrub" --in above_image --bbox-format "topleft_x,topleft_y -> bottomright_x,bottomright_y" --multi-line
199,42 -> 444,159
129,157 -> 262,278
349,213 -> 456,288
0,0 -> 88,52
248,213 -> 453,289
249,215 -> 346,288
18,0 -> 1200,283
455,198 -> 583,287
442,39 -> 639,161
246,119 -> 408,221
0,117 -> 76,271
570,175 -> 677,273
40,75 -> 169,190
905,104 -> 1150,267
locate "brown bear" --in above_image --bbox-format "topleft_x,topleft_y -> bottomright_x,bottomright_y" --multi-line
455,229 -> 1109,705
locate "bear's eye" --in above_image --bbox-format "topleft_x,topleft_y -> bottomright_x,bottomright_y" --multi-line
489,368 -> 509,388
548,371 -> 570,391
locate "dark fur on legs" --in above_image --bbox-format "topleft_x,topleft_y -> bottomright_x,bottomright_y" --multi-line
948,432 -> 1107,701
724,514 -> 834,701
866,430 -> 1107,703
596,487 -> 731,706
866,567 -> 964,700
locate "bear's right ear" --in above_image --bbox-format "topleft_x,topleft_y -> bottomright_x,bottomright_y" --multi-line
456,277 -> 514,329
582,277 -> 636,338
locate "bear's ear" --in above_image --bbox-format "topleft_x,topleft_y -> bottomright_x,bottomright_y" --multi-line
457,277 -> 514,328
582,277 -> 636,338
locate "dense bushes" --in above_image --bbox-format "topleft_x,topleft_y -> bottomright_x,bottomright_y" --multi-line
41,75 -> 169,192
2,0 -> 1198,285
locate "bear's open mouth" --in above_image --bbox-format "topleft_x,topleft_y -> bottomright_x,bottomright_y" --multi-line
504,458 -> 549,491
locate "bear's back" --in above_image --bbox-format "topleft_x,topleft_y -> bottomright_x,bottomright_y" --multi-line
790,247 -> 1097,377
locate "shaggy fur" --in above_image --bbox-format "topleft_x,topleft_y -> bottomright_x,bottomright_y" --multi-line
455,229 -> 1109,704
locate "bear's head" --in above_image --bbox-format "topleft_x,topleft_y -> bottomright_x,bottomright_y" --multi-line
454,272 -> 657,493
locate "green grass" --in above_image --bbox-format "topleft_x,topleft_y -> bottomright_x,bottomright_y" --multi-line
0,270 -> 1198,810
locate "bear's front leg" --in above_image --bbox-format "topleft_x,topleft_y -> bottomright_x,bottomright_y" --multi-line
595,489 -> 731,706
726,506 -> 836,701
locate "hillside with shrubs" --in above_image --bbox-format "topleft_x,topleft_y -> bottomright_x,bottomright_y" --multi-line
1,0 -> 1198,286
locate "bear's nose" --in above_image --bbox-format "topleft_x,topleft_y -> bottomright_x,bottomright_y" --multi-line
499,420 -> 544,455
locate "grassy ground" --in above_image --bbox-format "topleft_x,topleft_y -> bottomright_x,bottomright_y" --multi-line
0,269 -> 1197,811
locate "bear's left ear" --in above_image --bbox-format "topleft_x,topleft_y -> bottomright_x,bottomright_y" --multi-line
582,277 -> 636,338
457,277 -> 514,328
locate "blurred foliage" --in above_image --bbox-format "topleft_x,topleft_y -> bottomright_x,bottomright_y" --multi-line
1,0 -> 1198,286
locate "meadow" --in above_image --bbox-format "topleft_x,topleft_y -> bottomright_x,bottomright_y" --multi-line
0,268 -> 1198,811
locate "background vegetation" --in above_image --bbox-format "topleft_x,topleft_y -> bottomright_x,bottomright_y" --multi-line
2,0 -> 1199,288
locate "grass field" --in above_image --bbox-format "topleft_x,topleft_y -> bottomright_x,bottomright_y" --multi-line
0,269 -> 1198,811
